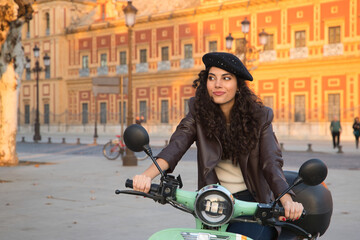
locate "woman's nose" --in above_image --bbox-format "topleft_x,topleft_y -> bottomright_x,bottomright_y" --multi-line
214,79 -> 221,87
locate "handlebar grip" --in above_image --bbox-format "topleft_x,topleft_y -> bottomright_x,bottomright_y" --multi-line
125,179 -> 133,189
125,179 -> 160,193
277,207 -> 306,219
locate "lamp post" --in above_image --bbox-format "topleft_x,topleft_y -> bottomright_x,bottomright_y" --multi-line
122,0 -> 138,166
225,33 -> 234,52
225,17 -> 268,68
26,45 -> 50,142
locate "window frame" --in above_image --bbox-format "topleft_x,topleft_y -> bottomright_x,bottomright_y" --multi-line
139,49 -> 147,63
160,99 -> 169,123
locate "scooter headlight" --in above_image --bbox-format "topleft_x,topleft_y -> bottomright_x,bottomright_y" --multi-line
194,185 -> 234,227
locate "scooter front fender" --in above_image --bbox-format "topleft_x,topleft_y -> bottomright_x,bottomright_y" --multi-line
149,228 -> 252,240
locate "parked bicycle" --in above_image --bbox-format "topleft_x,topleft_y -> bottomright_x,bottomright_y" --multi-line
103,135 -> 148,161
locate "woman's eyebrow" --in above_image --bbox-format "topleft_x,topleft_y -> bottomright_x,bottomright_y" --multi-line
208,72 -> 232,77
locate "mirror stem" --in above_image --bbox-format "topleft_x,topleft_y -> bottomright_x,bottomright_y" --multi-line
143,145 -> 166,179
272,177 -> 303,207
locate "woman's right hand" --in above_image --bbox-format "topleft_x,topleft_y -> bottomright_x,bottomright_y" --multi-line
133,174 -> 152,193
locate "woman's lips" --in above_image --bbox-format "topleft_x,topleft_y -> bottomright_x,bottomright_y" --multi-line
213,91 -> 225,96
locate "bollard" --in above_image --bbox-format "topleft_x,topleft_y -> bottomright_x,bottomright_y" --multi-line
280,143 -> 285,152
21,137 -> 25,143
62,138 -> 66,144
165,140 -> 168,146
93,138 -> 97,145
76,138 -> 81,145
337,145 -> 344,154
307,143 -> 313,152
48,137 -> 52,144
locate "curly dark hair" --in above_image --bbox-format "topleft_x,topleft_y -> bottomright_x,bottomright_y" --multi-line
192,69 -> 263,164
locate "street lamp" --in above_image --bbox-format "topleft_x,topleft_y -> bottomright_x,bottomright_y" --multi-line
225,17 -> 268,68
27,45 -> 50,142
122,0 -> 138,166
225,33 -> 234,52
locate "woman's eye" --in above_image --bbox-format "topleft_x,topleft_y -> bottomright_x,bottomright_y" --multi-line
223,76 -> 231,80
208,76 -> 215,81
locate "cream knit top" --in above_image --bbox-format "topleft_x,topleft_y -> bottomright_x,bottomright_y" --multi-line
214,159 -> 247,194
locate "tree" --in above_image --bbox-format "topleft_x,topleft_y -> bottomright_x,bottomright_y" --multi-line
0,0 -> 33,166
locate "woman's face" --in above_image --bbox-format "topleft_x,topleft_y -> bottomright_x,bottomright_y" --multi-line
207,67 -> 238,111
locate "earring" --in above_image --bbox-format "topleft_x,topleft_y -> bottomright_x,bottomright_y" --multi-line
236,89 -> 240,95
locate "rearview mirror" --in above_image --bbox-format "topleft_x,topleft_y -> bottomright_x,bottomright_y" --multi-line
123,124 -> 149,152
298,158 -> 328,186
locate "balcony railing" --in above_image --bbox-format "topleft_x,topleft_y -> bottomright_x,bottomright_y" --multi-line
323,43 -> 343,57
180,58 -> 194,69
290,47 -> 308,59
259,50 -> 277,63
97,66 -> 108,76
116,65 -> 128,74
79,68 -> 90,77
136,63 -> 148,73
157,61 -> 171,71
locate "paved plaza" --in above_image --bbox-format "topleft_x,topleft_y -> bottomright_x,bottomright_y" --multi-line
0,132 -> 359,239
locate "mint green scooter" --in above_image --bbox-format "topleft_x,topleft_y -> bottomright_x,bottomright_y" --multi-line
116,125 -> 332,240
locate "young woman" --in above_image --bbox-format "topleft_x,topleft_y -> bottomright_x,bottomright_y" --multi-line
132,52 -> 303,239
353,117 -> 360,149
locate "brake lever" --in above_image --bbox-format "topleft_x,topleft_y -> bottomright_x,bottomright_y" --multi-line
115,189 -> 155,199
116,189 -> 168,204
274,221 -> 312,238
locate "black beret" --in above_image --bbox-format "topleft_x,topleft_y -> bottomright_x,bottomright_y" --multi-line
202,52 -> 253,81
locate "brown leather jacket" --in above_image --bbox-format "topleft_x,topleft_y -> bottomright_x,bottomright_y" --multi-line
157,97 -> 289,203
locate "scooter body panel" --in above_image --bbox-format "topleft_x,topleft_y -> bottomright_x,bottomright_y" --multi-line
149,228 -> 252,240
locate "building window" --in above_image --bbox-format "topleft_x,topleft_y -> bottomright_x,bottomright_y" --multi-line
329,26 -> 341,44
263,96 -> 274,110
295,31 -> 306,48
139,100 -> 147,123
184,99 -> 189,117
161,46 -> 169,61
209,41 -> 217,52
100,102 -> 107,124
26,67 -> 31,80
24,104 -> 30,124
44,103 -> 50,124
26,22 -> 30,38
101,4 -> 106,20
328,93 -> 340,121
120,51 -> 127,65
140,49 -> 147,63
294,95 -> 305,122
119,101 -> 127,124
100,53 -> 107,67
184,44 -> 193,59
161,100 -> 169,123
82,56 -> 89,69
45,12 -> 50,35
82,103 -> 88,124
235,38 -> 246,54
264,34 -> 274,51
45,66 -> 50,79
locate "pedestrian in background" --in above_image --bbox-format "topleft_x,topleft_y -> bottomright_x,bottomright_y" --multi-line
330,115 -> 342,149
352,117 -> 360,149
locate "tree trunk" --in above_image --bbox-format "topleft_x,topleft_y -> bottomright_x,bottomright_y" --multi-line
0,0 -> 33,166
0,62 -> 19,166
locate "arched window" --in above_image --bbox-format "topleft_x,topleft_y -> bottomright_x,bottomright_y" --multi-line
45,12 -> 50,35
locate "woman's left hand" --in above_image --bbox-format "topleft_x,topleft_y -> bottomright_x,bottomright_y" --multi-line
279,193 -> 304,221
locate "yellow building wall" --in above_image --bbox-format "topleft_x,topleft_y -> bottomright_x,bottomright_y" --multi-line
18,0 -> 360,138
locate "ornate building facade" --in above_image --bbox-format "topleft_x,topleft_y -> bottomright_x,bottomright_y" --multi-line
18,0 -> 360,139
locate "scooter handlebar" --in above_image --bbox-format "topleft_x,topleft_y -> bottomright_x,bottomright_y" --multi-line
275,206 -> 306,219
125,179 -> 160,194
